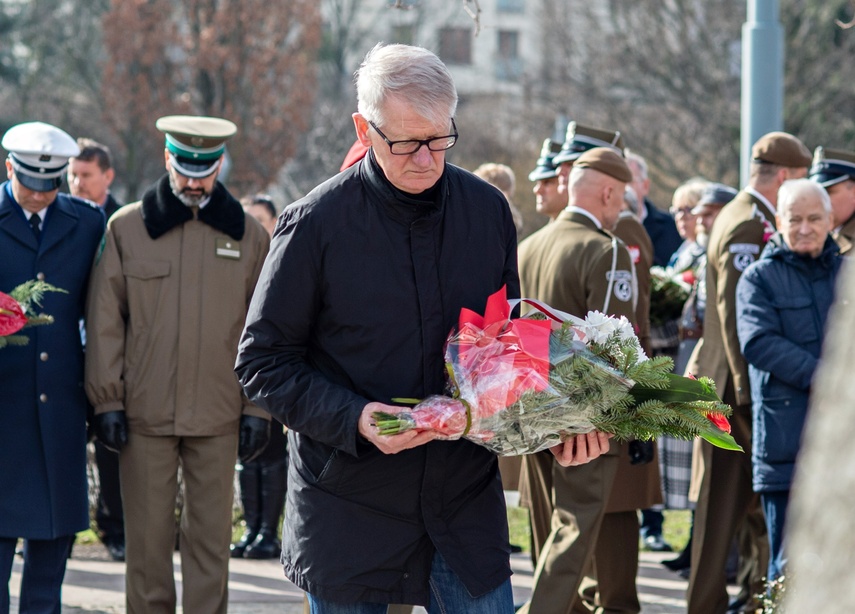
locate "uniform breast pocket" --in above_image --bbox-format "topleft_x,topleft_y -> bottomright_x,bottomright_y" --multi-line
122,260 -> 171,328
771,295 -> 818,342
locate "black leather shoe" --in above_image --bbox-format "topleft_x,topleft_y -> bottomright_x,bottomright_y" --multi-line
661,549 -> 691,571
642,534 -> 674,552
244,533 -> 282,559
104,542 -> 125,562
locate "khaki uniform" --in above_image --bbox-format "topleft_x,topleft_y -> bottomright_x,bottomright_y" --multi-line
86,198 -> 270,613
834,214 -> 855,255
612,211 -> 653,355
684,189 -> 770,613
517,209 -> 660,614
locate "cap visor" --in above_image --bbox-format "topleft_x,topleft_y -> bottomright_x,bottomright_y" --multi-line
16,172 -> 61,192
170,156 -> 219,178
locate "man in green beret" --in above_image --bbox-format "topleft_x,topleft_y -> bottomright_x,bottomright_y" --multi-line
518,147 -> 660,614
84,115 -> 271,614
685,130 -> 811,614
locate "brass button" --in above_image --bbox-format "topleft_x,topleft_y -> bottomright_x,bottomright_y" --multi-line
36,272 -> 45,281
40,352 -> 49,361
39,393 -> 48,403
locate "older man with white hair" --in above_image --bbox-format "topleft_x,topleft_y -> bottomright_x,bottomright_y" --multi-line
736,178 -> 842,585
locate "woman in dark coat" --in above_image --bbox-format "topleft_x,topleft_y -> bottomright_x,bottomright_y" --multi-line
736,178 -> 843,582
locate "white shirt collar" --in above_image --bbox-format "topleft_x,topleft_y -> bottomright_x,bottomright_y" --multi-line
745,186 -> 776,216
566,205 -> 602,229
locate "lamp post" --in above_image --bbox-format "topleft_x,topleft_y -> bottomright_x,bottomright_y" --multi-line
740,0 -> 783,186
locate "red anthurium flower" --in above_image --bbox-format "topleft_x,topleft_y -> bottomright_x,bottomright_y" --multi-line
707,412 -> 732,434
0,292 -> 27,336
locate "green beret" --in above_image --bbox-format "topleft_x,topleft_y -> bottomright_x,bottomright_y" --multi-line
751,132 -> 811,168
574,147 -> 633,183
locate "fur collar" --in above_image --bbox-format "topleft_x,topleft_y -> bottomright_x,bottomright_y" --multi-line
140,175 -> 245,240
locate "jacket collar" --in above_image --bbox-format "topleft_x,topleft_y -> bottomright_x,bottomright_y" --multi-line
763,232 -> 840,269
140,174 -> 245,240
360,149 -> 445,225
0,181 -> 82,254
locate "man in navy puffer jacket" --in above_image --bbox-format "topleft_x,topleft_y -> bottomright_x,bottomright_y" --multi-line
736,178 -> 843,584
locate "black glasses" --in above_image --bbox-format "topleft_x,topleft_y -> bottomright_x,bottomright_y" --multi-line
368,118 -> 458,155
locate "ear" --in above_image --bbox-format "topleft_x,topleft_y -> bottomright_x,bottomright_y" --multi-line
163,148 -> 170,172
775,213 -> 782,228
104,167 -> 115,187
353,113 -> 372,148
5,159 -> 12,180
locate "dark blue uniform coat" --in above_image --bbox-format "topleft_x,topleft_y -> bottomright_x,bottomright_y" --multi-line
0,182 -> 105,539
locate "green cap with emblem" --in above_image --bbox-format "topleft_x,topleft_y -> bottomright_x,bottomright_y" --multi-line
156,115 -> 237,178
528,138 -> 563,182
554,122 -> 625,166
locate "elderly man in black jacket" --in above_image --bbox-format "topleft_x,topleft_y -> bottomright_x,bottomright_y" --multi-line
235,43 -> 609,613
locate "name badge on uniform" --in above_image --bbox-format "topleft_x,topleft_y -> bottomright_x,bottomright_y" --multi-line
606,270 -> 634,302
729,243 -> 759,271
215,238 -> 241,260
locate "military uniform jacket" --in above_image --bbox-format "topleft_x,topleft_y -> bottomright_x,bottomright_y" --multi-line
85,176 -> 270,435
518,209 -> 637,322
613,211 -> 652,354
0,183 -> 105,538
686,189 -> 775,406
834,214 -> 855,255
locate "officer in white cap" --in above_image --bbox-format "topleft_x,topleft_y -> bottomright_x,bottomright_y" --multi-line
2,121 -> 83,234
1,121 -> 106,611
84,115 -> 270,613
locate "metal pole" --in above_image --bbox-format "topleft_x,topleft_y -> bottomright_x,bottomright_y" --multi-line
741,0 -> 783,186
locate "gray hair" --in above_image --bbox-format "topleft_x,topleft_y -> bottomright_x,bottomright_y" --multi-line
624,149 -> 648,180
623,185 -> 639,214
778,178 -> 832,216
355,43 -> 458,128
672,177 -> 709,210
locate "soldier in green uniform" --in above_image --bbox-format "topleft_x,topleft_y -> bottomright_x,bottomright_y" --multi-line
685,132 -> 811,614
517,147 -> 660,614
809,146 -> 855,255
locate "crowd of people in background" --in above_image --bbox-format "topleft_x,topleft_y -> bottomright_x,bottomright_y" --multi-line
1,41 -> 851,614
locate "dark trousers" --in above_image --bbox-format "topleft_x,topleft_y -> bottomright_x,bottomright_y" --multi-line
0,535 -> 75,614
93,439 -> 124,545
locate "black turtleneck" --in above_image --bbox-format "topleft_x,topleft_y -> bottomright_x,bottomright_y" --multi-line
365,149 -> 443,225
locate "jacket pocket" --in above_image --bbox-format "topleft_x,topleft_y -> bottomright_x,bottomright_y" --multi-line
123,259 -> 171,280
770,295 -> 818,342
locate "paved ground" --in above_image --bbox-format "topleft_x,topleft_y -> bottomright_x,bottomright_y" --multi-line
10,543 -> 736,613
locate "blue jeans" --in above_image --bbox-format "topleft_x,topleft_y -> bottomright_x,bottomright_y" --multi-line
761,490 -> 789,582
306,551 -> 514,614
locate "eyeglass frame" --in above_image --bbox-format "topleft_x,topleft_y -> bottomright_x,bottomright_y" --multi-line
368,118 -> 458,155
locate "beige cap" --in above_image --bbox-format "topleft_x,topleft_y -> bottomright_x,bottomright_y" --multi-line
751,132 -> 811,168
574,147 -> 633,183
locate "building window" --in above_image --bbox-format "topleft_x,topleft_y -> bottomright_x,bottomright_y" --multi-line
438,27 -> 472,65
496,29 -> 522,81
497,0 -> 525,13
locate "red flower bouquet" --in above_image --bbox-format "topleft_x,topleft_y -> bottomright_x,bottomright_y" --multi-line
0,281 -> 66,349
374,286 -> 741,455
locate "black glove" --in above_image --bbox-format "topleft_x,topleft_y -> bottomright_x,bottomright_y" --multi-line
628,439 -> 655,465
94,410 -> 129,453
238,415 -> 271,463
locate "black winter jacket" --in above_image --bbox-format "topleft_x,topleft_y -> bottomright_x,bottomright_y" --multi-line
236,151 -> 520,605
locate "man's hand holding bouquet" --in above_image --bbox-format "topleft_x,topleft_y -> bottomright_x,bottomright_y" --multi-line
370,285 -> 741,457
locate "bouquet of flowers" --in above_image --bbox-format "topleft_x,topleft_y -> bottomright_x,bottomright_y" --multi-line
649,266 -> 692,327
0,280 -> 66,349
373,285 -> 740,456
